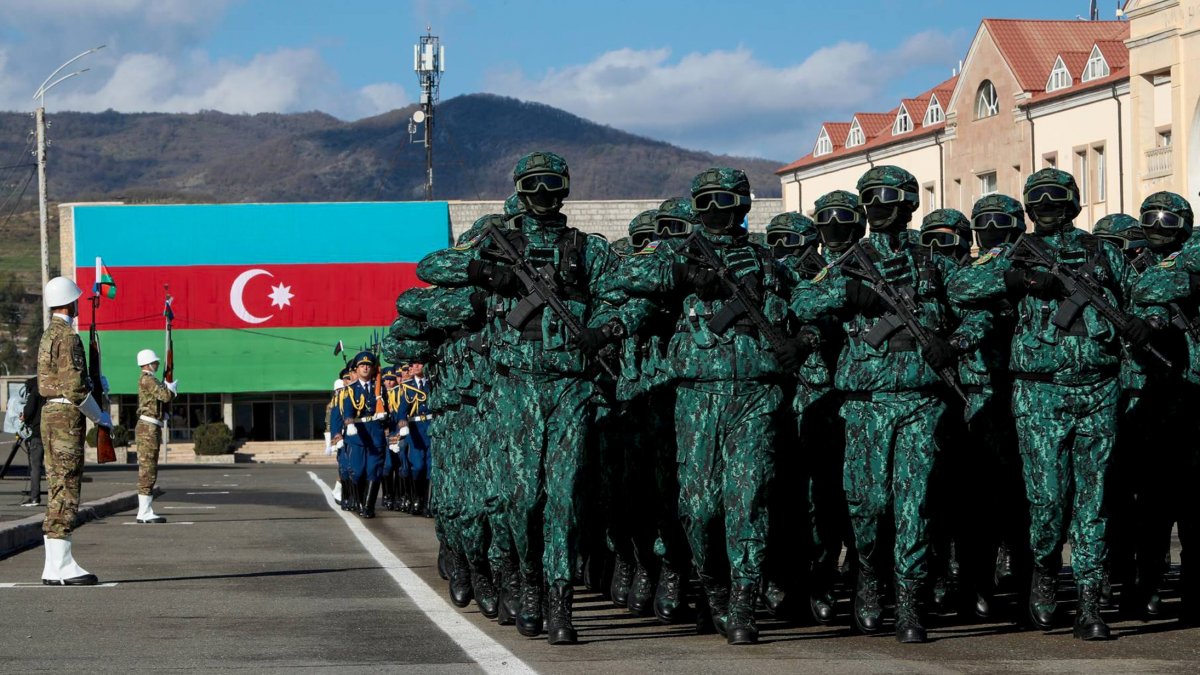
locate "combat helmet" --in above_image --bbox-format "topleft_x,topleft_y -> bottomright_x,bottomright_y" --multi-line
656,197 -> 698,239
513,151 -> 570,217
765,211 -> 818,253
919,208 -> 971,259
970,194 -> 1025,249
1023,168 -> 1081,229
1139,191 -> 1194,251
1093,213 -> 1147,255
857,165 -> 919,230
813,189 -> 864,252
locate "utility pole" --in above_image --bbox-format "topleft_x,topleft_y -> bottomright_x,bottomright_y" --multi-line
33,45 -> 105,327
411,29 -> 444,201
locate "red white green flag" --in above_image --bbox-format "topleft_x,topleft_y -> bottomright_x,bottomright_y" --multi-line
94,257 -> 117,299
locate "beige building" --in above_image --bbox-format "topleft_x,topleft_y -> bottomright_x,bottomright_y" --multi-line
778,8 -> 1195,229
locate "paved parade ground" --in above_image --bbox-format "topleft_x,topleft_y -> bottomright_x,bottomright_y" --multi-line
2,459 -> 1199,674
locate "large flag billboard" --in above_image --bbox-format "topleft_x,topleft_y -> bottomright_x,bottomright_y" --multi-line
69,202 -> 448,394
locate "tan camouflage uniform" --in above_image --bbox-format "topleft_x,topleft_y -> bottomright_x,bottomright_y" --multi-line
37,314 -> 91,539
135,370 -> 174,496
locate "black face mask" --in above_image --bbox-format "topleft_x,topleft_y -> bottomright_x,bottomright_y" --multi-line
698,209 -> 745,235
864,204 -> 909,232
818,222 -> 860,252
1144,226 -> 1183,251
520,190 -> 567,217
1028,202 -> 1070,232
975,226 -> 1019,250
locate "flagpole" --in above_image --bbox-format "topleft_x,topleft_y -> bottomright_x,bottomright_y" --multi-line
163,302 -> 170,465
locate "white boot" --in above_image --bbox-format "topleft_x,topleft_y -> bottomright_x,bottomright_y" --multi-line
43,536 -> 97,585
137,494 -> 166,523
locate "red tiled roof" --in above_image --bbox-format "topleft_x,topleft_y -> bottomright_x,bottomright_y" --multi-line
1020,42 -> 1129,105
777,76 -> 957,175
1094,40 -> 1129,70
983,19 -> 1129,92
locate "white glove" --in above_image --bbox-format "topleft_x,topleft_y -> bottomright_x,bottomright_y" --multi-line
345,423 -> 357,437
372,412 -> 387,421
398,426 -> 410,438
77,394 -> 105,425
389,443 -> 400,453
333,439 -> 344,450
166,380 -> 179,395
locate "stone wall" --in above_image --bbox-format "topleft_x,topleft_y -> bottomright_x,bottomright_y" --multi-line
447,198 -> 785,242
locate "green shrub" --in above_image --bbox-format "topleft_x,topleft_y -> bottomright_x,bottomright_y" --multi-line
85,424 -> 131,448
193,422 -> 234,455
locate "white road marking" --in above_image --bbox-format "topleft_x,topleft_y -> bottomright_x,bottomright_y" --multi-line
161,506 -> 216,510
202,484 -> 238,487
122,521 -> 194,525
307,472 -> 534,675
186,491 -> 229,495
0,582 -> 119,588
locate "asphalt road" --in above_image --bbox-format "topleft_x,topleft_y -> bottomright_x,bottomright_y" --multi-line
1,463 -> 1198,673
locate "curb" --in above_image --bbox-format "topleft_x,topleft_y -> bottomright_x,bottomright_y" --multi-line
0,489 -> 139,559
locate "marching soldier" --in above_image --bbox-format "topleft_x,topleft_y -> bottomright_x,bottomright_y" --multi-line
326,375 -> 351,510
381,366 -> 402,511
399,362 -> 434,517
133,348 -> 178,523
337,351 -> 392,518
38,276 -> 111,585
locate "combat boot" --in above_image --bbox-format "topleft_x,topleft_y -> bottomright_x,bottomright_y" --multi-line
496,557 -> 521,626
437,542 -> 451,581
1028,565 -> 1059,630
698,575 -> 730,636
762,579 -> 787,618
360,480 -> 380,519
726,580 -> 759,645
546,581 -> 578,645
1073,582 -> 1110,640
853,566 -> 883,634
628,564 -> 655,617
653,563 -> 688,624
471,563 -> 499,619
449,550 -> 474,608
341,479 -> 356,511
894,580 -> 927,644
809,591 -> 836,625
609,553 -> 634,607
516,570 -> 545,637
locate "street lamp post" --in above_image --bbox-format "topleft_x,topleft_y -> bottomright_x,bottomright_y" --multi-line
33,45 -> 105,328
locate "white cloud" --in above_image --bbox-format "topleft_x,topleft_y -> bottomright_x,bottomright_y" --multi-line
483,32 -> 962,159
0,1 -> 408,119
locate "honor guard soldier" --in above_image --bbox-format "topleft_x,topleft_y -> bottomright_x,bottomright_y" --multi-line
337,351 -> 392,518
398,363 -> 434,517
134,348 -> 177,523
327,376 -> 351,509
38,276 -> 111,585
381,366 -> 404,511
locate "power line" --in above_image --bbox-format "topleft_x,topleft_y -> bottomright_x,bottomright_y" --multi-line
0,168 -> 37,233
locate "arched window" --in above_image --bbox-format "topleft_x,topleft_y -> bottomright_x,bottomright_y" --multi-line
975,80 -> 999,119
892,106 -> 913,135
813,128 -> 833,156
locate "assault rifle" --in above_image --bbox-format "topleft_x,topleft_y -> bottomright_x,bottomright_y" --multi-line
479,221 -> 619,379
1008,234 -> 1172,368
831,242 -> 969,404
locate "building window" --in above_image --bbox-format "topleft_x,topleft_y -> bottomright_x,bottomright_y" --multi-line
1158,129 -> 1172,147
846,119 -> 865,148
1046,56 -> 1072,92
893,106 -> 913,135
923,95 -> 944,126
978,171 -> 998,197
923,183 -> 936,215
1082,45 -> 1110,82
976,80 -> 999,119
814,127 -> 833,156
1043,152 -> 1058,169
1094,145 -> 1106,203
1075,150 -> 1089,205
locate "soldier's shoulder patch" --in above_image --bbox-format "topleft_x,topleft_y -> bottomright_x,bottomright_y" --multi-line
1158,251 -> 1181,269
812,265 -> 831,283
973,247 -> 1003,266
452,234 -> 482,251
633,241 -> 661,256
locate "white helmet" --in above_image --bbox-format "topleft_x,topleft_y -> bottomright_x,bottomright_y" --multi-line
45,277 -> 82,308
137,349 -> 160,367
333,379 -> 345,391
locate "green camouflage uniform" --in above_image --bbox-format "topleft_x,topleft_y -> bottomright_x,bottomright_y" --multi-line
135,370 -> 174,496
37,316 -> 91,539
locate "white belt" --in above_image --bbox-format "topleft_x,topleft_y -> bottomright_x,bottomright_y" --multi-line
410,414 -> 434,422
47,398 -> 73,405
138,415 -> 164,428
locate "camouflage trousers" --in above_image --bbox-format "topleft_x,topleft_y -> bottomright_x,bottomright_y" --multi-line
596,396 -> 660,571
493,370 -> 594,585
430,407 -> 464,549
796,388 -> 849,594
675,380 -> 781,586
841,391 -> 946,583
452,396 -> 513,571
1012,378 -> 1117,584
40,403 -> 85,539
135,420 -> 162,496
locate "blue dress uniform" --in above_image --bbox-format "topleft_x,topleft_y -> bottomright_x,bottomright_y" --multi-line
380,367 -> 403,511
338,351 -> 392,518
398,373 -> 434,516
328,380 -> 354,511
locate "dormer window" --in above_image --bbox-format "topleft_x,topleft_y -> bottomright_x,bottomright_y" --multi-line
1047,56 -> 1072,92
923,95 -> 944,125
814,127 -> 833,156
976,80 -> 999,119
1083,45 -> 1110,82
892,106 -> 913,135
846,119 -> 865,148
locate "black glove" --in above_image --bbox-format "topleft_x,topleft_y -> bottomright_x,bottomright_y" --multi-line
775,336 -> 814,372
921,334 -> 960,370
845,278 -> 883,312
1122,316 -> 1153,348
672,262 -> 720,297
576,320 -> 625,356
466,259 -> 519,295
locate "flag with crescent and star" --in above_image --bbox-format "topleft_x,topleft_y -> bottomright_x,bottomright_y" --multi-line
69,202 -> 446,394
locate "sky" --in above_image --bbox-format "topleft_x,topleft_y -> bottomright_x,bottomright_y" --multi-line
0,0 -> 1121,161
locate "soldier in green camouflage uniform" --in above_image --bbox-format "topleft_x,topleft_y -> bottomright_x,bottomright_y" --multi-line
948,169 -> 1149,640
416,151 -> 616,645
133,348 -> 177,523
1124,192 -> 1198,623
790,167 -> 987,643
616,169 -> 808,645
38,276 -> 110,585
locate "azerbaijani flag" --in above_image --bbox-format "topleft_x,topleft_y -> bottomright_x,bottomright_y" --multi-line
95,257 -> 117,299
71,202 -> 448,395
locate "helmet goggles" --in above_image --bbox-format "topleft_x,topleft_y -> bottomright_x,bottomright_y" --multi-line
692,190 -> 751,212
516,172 -> 569,193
